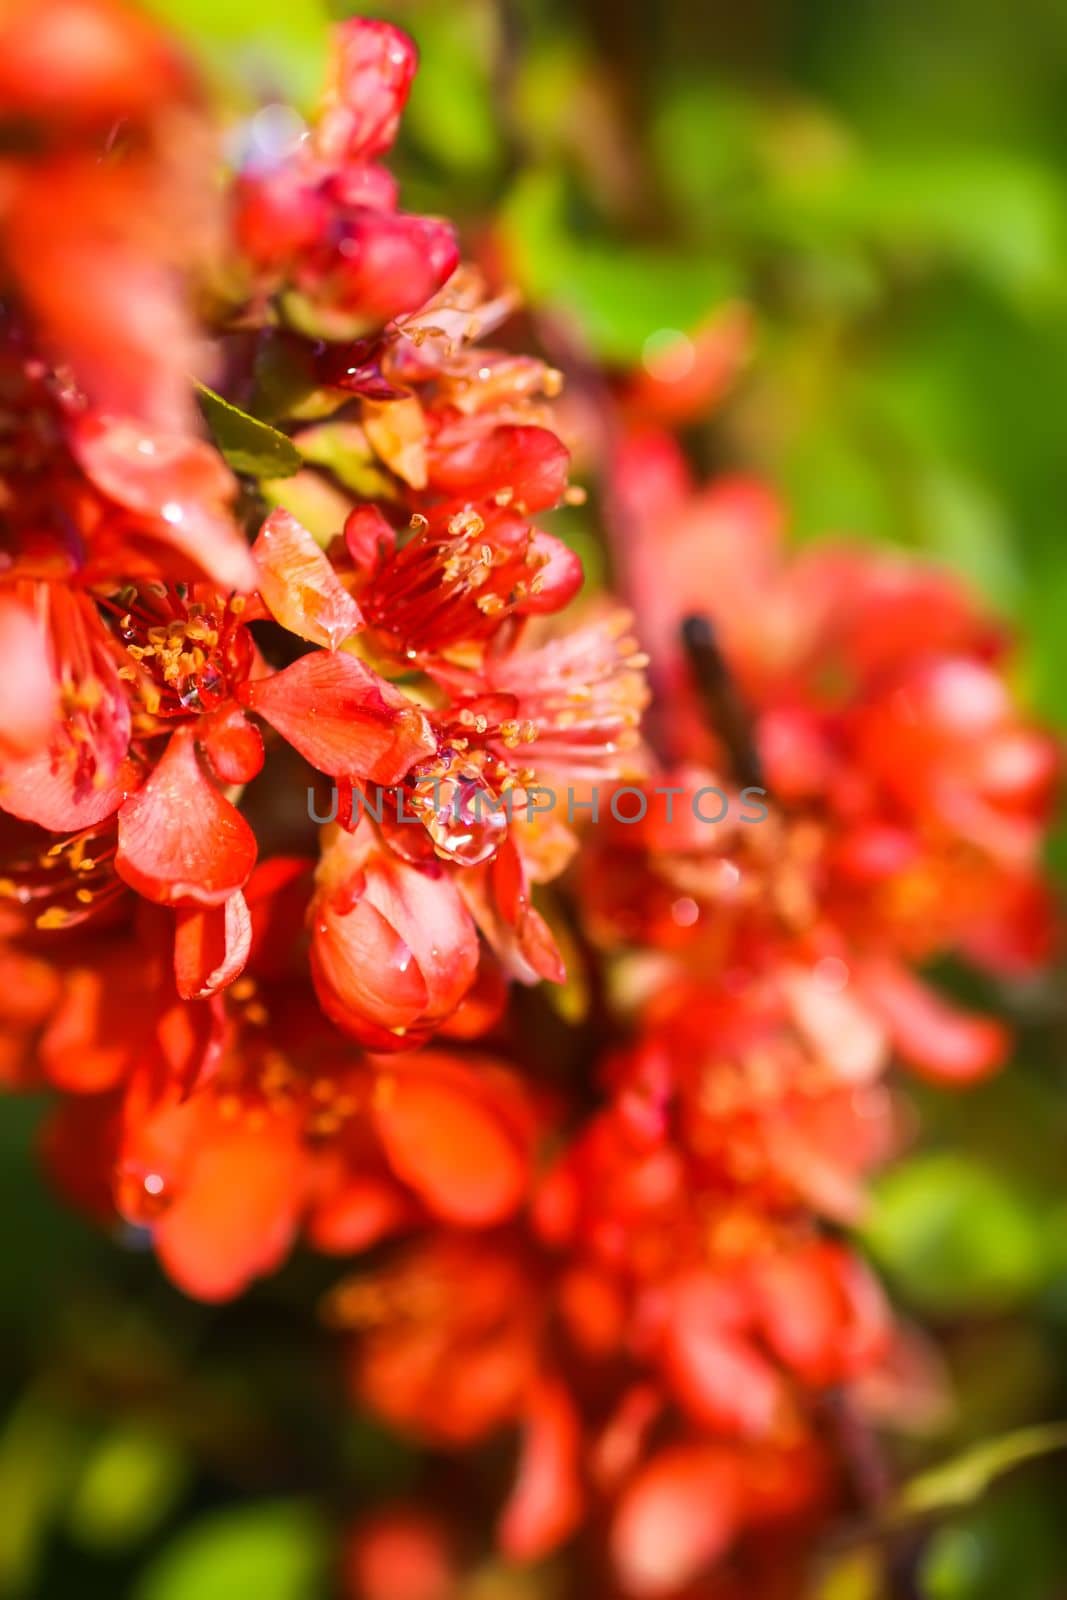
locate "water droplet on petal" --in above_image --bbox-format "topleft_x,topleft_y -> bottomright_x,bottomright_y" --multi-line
424,776 -> 508,866
114,1164 -> 172,1224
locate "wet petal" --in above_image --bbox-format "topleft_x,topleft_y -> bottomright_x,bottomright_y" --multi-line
253,508 -> 363,648
116,726 -> 257,905
240,651 -> 435,785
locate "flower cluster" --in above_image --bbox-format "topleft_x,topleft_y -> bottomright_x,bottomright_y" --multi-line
0,5 -> 1058,1599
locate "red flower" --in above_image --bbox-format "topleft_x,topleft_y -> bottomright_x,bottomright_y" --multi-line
310,820 -> 481,1047
234,19 -> 458,339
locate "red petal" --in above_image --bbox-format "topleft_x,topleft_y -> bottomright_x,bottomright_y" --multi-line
317,19 -> 417,162
312,894 -> 431,1042
199,706 -> 264,784
499,1378 -> 584,1560
240,651 -> 435,785
428,424 -> 570,513
153,1112 -> 305,1302
0,738 -> 134,831
116,727 -> 257,905
344,505 -> 396,576
0,595 -> 55,755
611,1446 -> 741,1597
749,1242 -> 891,1385
306,1170 -> 414,1254
661,1273 -> 785,1436
253,509 -> 363,648
0,0 -> 191,126
516,905 -> 567,985
518,530 -> 583,616
343,1509 -> 455,1600
372,1061 -> 528,1224
174,891 -> 253,999
859,958 -> 1009,1084
782,965 -> 888,1084
71,415 -> 256,592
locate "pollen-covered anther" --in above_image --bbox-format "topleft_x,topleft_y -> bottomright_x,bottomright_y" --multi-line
447,508 -> 485,539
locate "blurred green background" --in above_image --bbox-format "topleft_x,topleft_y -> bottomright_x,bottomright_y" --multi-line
5,0 -> 1067,1594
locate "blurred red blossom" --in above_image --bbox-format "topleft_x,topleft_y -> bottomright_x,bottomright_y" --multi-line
0,6 -> 1059,1598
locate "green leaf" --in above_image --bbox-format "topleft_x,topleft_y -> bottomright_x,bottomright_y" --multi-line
0,1398 -> 88,1594
861,1153 -> 1044,1314
133,1500 -> 328,1600
196,385 -> 303,479
66,1425 -> 190,1552
894,1423 -> 1067,1523
400,2 -> 501,176
503,169 -> 738,362
142,0 -> 327,109
917,1483 -> 1066,1600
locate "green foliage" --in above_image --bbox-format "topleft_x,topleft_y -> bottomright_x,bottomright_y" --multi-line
502,170 -> 739,361
894,1423 -> 1067,1523
66,1426 -> 191,1552
196,386 -> 303,480
133,1502 -> 328,1600
917,1482 -> 1066,1600
862,1153 -> 1046,1316
142,0 -> 328,107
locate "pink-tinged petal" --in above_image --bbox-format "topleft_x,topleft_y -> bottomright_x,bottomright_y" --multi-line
253,509 -> 363,649
611,1446 -> 742,1597
782,965 -> 888,1084
174,891 -> 252,1000
0,596 -> 55,755
70,415 -> 257,592
859,958 -> 1009,1084
749,1242 -> 891,1385
0,590 -> 133,829
661,1273 -> 785,1437
0,740 -> 134,830
499,1378 -> 584,1560
371,1061 -> 527,1224
240,651 -> 435,785
317,19 -> 417,162
199,706 -> 264,784
342,852 -> 481,1034
116,727 -> 257,906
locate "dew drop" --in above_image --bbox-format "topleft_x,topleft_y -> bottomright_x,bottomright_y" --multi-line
424,776 -> 507,866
